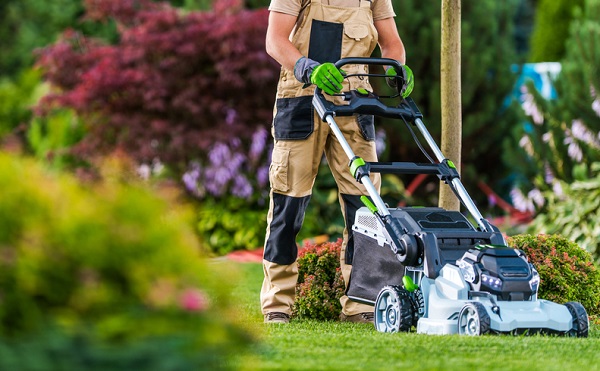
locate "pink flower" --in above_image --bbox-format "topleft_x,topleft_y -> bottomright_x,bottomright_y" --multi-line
179,288 -> 209,312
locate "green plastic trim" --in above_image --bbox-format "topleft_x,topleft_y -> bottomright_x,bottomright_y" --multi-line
357,87 -> 369,95
402,276 -> 419,292
474,244 -> 510,250
360,195 -> 378,213
447,160 -> 456,169
350,157 -> 366,177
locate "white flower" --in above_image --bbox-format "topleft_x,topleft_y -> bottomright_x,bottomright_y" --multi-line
510,187 -> 534,213
552,181 -> 564,198
571,119 -> 600,148
564,135 -> 583,162
521,90 -> 544,125
519,135 -> 534,156
592,99 -> 600,117
528,188 -> 545,208
137,164 -> 151,180
542,132 -> 552,143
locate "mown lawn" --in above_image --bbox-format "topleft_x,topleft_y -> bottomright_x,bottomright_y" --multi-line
226,262 -> 600,371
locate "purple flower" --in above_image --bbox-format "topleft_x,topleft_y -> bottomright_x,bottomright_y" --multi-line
256,165 -> 269,188
250,127 -> 268,162
231,137 -> 241,149
232,174 -> 253,199
209,143 -> 231,165
230,152 -> 246,172
204,166 -> 233,196
182,162 -> 201,194
225,108 -> 237,125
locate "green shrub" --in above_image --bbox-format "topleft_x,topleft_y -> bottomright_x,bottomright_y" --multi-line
0,152 -> 253,368
26,108 -> 88,170
196,197 -> 267,256
508,234 -> 600,318
0,325 -> 237,370
0,69 -> 42,140
292,239 -> 345,321
292,235 -> 600,322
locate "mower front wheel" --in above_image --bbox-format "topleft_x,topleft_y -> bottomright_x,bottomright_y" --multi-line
374,285 -> 414,333
458,302 -> 490,336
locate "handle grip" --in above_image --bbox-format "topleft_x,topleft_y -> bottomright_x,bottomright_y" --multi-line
333,56 -> 403,70
313,57 -> 416,120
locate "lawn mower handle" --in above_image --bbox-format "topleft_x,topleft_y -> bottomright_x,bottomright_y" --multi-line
333,56 -> 403,70
312,57 -> 418,121
313,57 -> 492,234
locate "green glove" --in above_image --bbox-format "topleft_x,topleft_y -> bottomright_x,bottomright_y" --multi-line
310,62 -> 345,95
386,64 -> 414,98
294,57 -> 345,95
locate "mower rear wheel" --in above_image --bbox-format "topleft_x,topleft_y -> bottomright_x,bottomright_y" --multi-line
458,302 -> 490,336
374,285 -> 414,333
565,301 -> 589,338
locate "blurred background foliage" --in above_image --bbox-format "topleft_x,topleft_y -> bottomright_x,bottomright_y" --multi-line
1,0 -> 600,364
506,0 -> 600,260
0,152 -> 253,369
0,0 -> 598,272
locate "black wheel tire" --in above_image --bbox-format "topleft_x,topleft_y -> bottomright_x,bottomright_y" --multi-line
565,302 -> 589,338
458,302 -> 491,336
374,285 -> 414,333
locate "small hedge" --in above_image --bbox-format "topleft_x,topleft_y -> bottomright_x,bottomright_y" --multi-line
508,234 -> 600,318
0,152 -> 252,369
293,234 -> 600,323
293,239 -> 345,321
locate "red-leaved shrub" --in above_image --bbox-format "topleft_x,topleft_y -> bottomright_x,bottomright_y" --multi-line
293,239 -> 345,321
35,0 -> 279,170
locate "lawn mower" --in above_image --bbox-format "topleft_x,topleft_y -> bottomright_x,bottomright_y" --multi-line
312,57 -> 589,337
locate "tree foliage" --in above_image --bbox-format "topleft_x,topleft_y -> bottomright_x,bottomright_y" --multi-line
35,0 -> 279,170
528,0 -> 584,62
0,0 -> 118,79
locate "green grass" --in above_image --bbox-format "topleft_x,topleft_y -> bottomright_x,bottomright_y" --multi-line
226,262 -> 600,371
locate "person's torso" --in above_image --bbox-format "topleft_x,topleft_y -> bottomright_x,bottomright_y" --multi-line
277,0 -> 378,98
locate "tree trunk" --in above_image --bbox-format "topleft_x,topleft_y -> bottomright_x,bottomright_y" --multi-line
439,0 -> 461,211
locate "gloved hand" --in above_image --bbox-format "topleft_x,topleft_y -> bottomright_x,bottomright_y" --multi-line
310,63 -> 344,95
294,57 -> 345,95
386,64 -> 414,98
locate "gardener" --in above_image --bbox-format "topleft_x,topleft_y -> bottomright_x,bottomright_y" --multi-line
261,0 -> 414,324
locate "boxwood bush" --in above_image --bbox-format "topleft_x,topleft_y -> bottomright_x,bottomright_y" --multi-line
508,234 -> 600,318
0,152 -> 252,369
